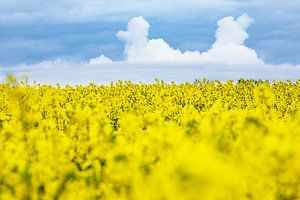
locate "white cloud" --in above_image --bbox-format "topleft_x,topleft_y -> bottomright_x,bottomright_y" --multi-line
215,14 -> 253,46
202,14 -> 263,66
116,16 -> 151,61
108,14 -> 263,66
0,0 -> 299,24
115,16 -> 201,63
89,55 -> 113,65
1,14 -> 299,85
0,0 -> 240,24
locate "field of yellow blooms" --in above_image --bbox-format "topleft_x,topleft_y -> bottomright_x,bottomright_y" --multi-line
0,79 -> 300,200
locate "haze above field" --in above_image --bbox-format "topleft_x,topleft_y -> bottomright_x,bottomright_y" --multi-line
0,0 -> 299,84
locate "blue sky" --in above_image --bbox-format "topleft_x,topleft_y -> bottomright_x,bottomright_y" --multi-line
0,0 -> 299,84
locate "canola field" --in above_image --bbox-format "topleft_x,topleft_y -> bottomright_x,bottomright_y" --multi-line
0,79 -> 300,200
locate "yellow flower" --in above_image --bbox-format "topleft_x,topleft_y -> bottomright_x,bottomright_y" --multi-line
0,79 -> 299,199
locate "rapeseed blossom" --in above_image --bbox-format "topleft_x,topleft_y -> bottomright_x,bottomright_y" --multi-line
0,79 -> 300,199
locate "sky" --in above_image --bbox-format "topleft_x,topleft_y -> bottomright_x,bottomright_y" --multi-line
0,0 -> 299,84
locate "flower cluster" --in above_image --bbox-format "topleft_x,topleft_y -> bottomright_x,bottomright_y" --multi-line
0,79 -> 300,199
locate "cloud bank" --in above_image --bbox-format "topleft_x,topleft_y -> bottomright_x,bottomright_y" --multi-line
102,14 -> 263,66
1,14 -> 299,85
0,0 -> 246,24
1,0 -> 299,24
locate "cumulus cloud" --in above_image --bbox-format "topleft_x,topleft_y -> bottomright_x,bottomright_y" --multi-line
104,14 -> 263,66
1,14 -> 299,84
116,16 -> 150,61
203,14 -> 263,66
215,14 -> 252,45
114,16 -> 200,63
